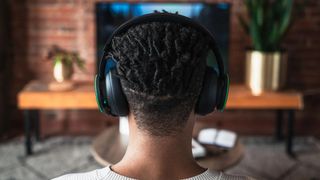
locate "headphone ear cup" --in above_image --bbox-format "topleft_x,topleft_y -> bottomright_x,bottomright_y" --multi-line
195,67 -> 219,115
106,69 -> 129,116
94,75 -> 105,113
216,75 -> 229,111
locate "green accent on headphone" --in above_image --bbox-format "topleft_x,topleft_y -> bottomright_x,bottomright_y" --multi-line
94,75 -> 104,112
206,50 -> 218,69
220,74 -> 230,112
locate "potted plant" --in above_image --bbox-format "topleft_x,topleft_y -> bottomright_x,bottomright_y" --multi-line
239,0 -> 293,95
47,45 -> 85,83
46,45 -> 85,91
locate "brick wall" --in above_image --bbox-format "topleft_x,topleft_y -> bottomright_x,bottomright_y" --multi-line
6,0 -> 320,137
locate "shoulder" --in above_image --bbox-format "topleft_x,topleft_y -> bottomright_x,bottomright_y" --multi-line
51,167 -> 110,180
187,170 -> 255,180
214,171 -> 256,180
206,171 -> 255,180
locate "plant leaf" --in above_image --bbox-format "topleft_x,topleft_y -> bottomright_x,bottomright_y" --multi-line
238,15 -> 249,34
278,0 -> 292,39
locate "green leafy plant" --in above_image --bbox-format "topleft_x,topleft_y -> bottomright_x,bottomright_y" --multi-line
47,45 -> 85,71
239,0 -> 293,52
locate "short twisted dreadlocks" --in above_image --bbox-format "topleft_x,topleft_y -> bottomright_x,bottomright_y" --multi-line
110,21 -> 209,136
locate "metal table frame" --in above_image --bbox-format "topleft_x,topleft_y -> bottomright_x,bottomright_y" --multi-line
24,110 -> 40,155
275,109 -> 295,156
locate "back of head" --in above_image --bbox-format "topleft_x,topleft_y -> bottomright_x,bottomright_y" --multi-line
110,21 -> 209,136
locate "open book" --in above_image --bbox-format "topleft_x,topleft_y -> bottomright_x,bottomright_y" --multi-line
192,139 -> 206,158
198,128 -> 237,149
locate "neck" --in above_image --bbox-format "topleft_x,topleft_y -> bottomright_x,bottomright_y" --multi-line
112,113 -> 205,180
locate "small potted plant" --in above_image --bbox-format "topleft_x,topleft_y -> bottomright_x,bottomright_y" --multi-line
239,0 -> 293,95
47,45 -> 85,90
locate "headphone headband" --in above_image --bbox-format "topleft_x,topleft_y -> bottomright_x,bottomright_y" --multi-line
103,12 -> 226,76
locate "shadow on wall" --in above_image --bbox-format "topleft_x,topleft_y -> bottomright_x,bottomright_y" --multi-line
0,0 -> 35,139
0,0 -> 12,137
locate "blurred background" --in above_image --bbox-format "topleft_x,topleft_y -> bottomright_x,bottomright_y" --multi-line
0,0 -> 320,180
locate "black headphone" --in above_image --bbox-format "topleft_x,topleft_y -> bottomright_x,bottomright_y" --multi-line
95,12 -> 229,117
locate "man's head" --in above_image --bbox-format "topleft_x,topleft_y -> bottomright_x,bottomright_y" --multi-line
110,22 -> 209,136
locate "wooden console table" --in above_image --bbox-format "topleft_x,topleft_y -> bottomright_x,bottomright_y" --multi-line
18,81 -> 303,156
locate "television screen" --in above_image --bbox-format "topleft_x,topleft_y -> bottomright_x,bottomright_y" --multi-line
96,2 -> 230,71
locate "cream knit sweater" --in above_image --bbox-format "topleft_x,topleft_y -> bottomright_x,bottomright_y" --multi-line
53,166 -> 254,180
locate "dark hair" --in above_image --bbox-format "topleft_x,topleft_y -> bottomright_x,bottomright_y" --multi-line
110,22 -> 209,136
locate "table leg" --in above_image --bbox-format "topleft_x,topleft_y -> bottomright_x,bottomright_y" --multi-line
31,110 -> 40,141
286,110 -> 295,156
24,110 -> 33,155
275,110 -> 284,141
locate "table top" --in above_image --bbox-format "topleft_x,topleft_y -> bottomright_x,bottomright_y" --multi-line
18,80 -> 304,110
91,126 -> 244,171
